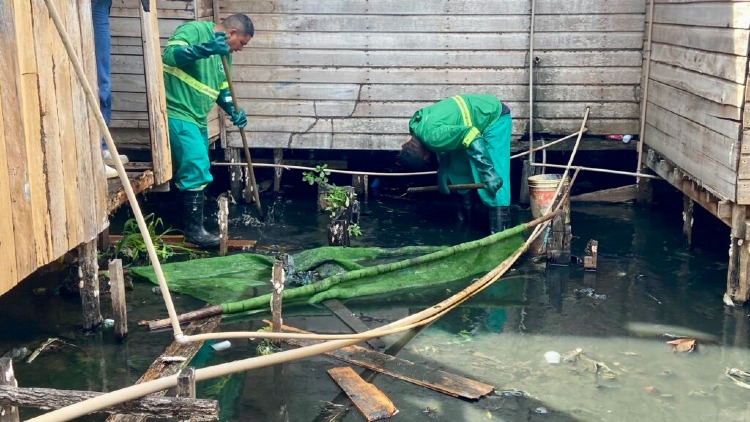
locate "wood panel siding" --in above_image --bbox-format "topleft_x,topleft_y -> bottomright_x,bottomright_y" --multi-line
644,0 -> 749,202
221,0 -> 645,150
0,0 -> 108,296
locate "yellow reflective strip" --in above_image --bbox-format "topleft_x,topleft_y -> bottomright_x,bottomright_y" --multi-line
219,82 -> 229,90
167,40 -> 189,47
451,95 -> 472,127
163,64 -> 219,99
461,127 -> 480,148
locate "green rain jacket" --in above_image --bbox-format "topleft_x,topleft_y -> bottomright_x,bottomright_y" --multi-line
408,94 -> 512,207
162,21 -> 230,129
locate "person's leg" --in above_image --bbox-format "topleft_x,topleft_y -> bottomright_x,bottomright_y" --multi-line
169,119 -> 218,248
480,114 -> 512,233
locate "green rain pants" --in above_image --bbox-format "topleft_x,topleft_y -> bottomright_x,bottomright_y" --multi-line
444,113 -> 512,207
168,118 -> 213,191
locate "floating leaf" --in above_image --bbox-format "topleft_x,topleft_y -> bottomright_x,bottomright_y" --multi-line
666,338 -> 696,353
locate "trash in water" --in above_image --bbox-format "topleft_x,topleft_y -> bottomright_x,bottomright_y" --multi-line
544,351 -> 561,364
535,407 -> 548,414
103,319 -> 115,329
666,338 -> 696,353
573,287 -> 608,300
212,340 -> 232,351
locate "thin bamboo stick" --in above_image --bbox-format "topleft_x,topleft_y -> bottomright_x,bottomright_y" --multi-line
531,163 -> 658,179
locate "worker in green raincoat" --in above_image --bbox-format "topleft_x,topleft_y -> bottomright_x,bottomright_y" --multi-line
162,14 -> 254,248
400,94 -> 512,233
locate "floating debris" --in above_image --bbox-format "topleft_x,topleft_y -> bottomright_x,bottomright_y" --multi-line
666,338 -> 696,353
160,356 -> 188,363
544,351 -> 561,364
573,287 -> 608,300
726,368 -> 750,390
2,346 -> 30,362
562,348 -> 583,363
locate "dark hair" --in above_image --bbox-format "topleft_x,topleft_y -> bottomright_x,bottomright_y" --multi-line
398,137 -> 430,171
223,14 -> 254,37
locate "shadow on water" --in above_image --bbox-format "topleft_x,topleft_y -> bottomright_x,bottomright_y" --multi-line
2,186 -> 750,421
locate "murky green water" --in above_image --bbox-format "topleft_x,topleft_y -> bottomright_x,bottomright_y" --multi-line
2,190 -> 749,421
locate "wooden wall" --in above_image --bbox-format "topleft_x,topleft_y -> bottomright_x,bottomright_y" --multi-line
109,0 -> 221,146
0,0 -> 108,295
643,0 -> 750,203
219,0 -> 645,150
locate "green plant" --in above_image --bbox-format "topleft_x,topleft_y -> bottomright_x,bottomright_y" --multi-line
302,164 -> 330,186
347,223 -> 362,237
112,214 -> 204,266
324,185 -> 351,218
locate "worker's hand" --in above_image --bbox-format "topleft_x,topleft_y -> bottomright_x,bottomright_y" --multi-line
195,31 -> 230,57
230,108 -> 247,128
481,172 -> 503,196
466,136 -> 503,196
436,153 -> 451,195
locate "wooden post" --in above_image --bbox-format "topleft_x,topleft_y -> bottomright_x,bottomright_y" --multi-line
682,196 -> 694,248
218,195 -> 229,256
546,202 -> 571,266
519,159 -> 532,205
727,205 -> 750,305
78,240 -> 102,331
224,147 -> 243,201
352,174 -> 366,196
0,358 -> 19,422
176,367 -> 196,399
636,174 -> 653,206
273,148 -> 283,193
271,259 -> 284,345
583,240 -> 598,271
109,259 -> 128,341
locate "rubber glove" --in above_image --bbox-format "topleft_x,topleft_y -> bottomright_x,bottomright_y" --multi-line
466,136 -> 503,196
171,32 -> 229,66
230,108 -> 247,128
217,89 -> 247,128
436,153 -> 451,195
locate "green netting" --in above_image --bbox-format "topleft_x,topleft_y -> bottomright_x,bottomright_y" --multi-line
130,224 -> 526,314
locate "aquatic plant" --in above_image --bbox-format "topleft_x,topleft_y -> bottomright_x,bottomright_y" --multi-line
111,214 -> 205,266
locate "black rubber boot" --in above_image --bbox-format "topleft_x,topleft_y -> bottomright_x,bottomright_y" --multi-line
489,206 -> 511,234
182,190 -> 220,248
457,193 -> 472,222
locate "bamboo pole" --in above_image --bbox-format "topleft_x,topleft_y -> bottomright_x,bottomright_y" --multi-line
510,129 -> 586,160
406,183 -> 485,194
41,0 -> 183,337
531,163 -> 658,179
636,0 -> 656,183
220,56 -> 263,217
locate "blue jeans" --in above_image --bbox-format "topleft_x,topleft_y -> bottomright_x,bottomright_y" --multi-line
92,0 -> 112,149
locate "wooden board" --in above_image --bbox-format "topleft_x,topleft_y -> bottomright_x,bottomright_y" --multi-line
108,235 -> 257,251
327,367 -> 397,422
322,299 -> 386,350
105,315 -> 222,422
570,185 -> 638,203
281,325 -> 495,400
106,170 -> 155,214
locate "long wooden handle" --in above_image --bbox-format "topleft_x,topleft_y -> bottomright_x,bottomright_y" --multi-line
221,56 -> 263,216
406,183 -> 485,194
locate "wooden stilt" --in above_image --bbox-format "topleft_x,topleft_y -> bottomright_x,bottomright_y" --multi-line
176,367 -> 196,399
583,240 -> 598,271
519,159 -> 532,205
636,174 -> 653,206
683,196 -> 694,248
218,195 -> 229,256
78,240 -> 102,331
97,227 -> 110,253
108,259 -> 128,341
271,259 -> 284,345
352,174 -> 366,196
546,202 -> 571,266
726,205 -> 749,305
273,148 -> 283,192
0,358 -> 20,422
224,147 -> 243,201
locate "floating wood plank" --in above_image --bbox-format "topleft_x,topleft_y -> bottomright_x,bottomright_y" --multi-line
106,315 -> 222,422
281,324 -> 494,400
323,299 -> 386,350
108,234 -> 257,251
570,185 -> 638,203
327,367 -> 397,422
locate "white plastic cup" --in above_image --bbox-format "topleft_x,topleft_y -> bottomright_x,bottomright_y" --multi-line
544,351 -> 561,364
211,340 -> 232,351
622,135 -> 633,144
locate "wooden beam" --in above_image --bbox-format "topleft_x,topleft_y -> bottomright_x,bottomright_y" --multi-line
570,185 -> 637,203
78,240 -> 102,331
281,324 -> 494,399
106,170 -> 155,214
0,385 -> 217,421
322,299 -> 385,350
108,234 -> 257,252
327,367 -> 397,422
106,315 -> 222,422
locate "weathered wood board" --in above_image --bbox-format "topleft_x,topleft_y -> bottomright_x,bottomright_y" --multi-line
327,367 -> 398,422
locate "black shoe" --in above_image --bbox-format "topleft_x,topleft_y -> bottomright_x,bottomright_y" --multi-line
182,190 -> 220,248
489,206 -> 511,234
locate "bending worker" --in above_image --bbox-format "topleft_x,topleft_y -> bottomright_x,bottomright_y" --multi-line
162,14 -> 254,248
399,94 -> 512,233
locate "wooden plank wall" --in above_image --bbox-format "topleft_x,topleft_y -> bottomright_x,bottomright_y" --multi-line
109,0 -> 221,145
644,0 -> 749,202
0,0 -> 108,296
216,0 -> 645,150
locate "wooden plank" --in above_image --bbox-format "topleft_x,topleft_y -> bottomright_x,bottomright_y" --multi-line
570,185 -> 638,203
106,315 -> 222,422
651,23 -> 750,56
281,325 -> 495,400
78,0 -> 108,233
223,0 -> 646,15
108,234 -> 257,251
50,0 -> 83,250
0,0 -> 36,280
139,4 -> 172,185
649,61 -> 746,108
249,31 -> 644,51
0,358 -> 20,422
106,170 -> 155,214
65,0 -> 97,242
248,13 -> 645,33
327,367 -> 397,422
650,42 -> 747,84
0,28 -> 18,297
322,299 -> 386,350
653,2 -> 750,29
13,0 -> 52,266
31,0 -> 68,259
